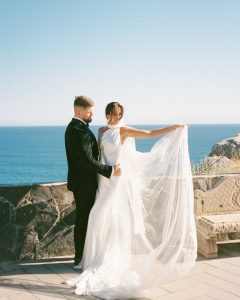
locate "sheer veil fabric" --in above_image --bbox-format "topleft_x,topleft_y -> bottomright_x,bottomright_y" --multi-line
66,122 -> 197,299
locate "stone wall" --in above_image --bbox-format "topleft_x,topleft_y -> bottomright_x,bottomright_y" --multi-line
0,175 -> 240,261
0,183 -> 75,261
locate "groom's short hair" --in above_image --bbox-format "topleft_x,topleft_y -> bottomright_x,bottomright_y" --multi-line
74,96 -> 94,108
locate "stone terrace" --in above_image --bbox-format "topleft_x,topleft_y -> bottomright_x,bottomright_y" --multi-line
0,244 -> 239,300
1,176 -> 240,299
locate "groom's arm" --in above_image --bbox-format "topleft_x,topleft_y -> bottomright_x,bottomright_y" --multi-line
71,126 -> 112,178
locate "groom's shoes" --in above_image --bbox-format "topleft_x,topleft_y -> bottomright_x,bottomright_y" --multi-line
73,260 -> 82,271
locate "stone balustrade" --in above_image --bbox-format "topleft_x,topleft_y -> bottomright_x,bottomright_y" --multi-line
194,174 -> 240,258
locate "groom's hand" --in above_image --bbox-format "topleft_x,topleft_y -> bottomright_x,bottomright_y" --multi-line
113,164 -> 122,176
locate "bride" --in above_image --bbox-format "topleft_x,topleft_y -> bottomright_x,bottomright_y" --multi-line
67,102 -> 197,299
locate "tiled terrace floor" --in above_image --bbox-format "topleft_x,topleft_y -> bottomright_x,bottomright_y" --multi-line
0,244 -> 239,300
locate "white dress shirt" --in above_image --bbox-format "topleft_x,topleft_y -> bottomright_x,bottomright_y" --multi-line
73,116 -> 87,125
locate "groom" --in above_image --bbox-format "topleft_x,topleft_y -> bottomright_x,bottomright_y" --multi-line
65,96 -> 121,270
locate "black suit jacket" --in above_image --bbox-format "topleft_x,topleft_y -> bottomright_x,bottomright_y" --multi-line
65,118 -> 112,192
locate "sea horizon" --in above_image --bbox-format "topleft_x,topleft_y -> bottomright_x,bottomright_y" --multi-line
1,123 -> 240,127
1,124 -> 240,185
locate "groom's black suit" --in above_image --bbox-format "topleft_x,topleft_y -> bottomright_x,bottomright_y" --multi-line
65,118 -> 112,262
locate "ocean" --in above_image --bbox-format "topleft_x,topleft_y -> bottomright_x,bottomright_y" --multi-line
0,124 -> 240,185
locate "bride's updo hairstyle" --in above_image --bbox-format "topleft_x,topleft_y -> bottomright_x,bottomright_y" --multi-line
105,102 -> 124,119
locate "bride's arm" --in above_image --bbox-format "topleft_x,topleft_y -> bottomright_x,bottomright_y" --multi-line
120,124 -> 185,140
98,126 -> 108,145
98,127 -> 103,146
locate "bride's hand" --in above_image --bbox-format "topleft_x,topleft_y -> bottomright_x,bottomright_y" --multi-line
113,164 -> 122,176
175,124 -> 186,129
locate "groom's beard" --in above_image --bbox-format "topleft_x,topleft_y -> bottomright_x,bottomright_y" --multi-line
84,116 -> 92,123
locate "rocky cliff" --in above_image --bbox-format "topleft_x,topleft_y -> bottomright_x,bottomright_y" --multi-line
209,134 -> 240,160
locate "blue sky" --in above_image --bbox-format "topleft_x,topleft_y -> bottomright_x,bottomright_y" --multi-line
0,0 -> 239,125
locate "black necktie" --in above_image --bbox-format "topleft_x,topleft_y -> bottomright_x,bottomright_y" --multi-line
86,123 -> 89,128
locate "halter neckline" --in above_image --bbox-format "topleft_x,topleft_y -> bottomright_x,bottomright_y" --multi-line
107,120 -> 125,129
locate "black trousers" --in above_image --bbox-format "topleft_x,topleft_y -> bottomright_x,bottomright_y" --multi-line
73,182 -> 97,263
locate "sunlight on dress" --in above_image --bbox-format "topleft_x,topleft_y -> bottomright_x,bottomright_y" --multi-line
66,123 -> 197,299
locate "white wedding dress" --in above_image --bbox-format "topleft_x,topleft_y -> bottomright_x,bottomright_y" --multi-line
67,123 -> 197,299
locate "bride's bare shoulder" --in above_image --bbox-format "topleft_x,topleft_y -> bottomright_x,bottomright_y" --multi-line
120,126 -> 133,131
120,126 -> 137,134
98,126 -> 108,133
98,126 -> 109,139
98,127 -> 109,145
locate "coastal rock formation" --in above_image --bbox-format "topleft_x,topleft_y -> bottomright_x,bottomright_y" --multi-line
198,156 -> 236,174
209,134 -> 240,160
0,183 -> 75,261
